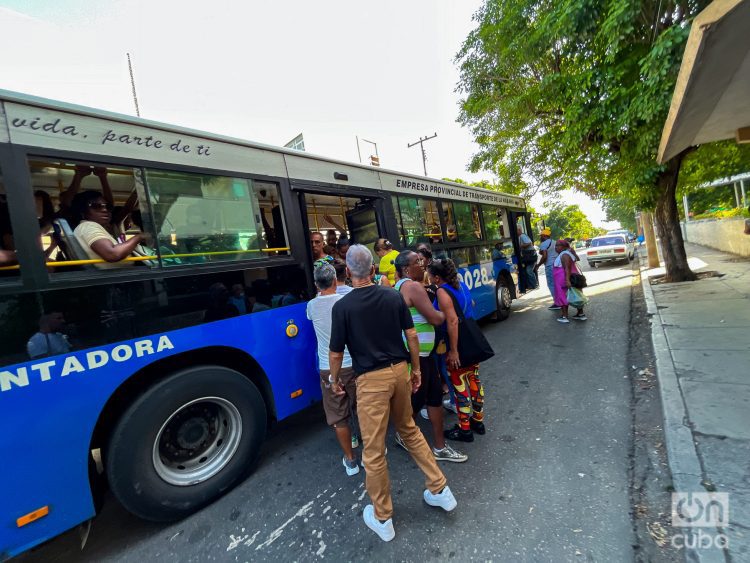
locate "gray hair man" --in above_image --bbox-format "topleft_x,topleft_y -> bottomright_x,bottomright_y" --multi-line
306,262 -> 359,476
329,244 -> 457,542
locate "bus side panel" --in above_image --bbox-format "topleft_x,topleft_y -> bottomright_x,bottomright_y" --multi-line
457,259 -> 503,318
0,304 -> 318,558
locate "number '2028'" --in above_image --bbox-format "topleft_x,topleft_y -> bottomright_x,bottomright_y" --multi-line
458,267 -> 491,290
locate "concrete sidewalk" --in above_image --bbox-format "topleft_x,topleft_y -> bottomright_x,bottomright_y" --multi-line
641,243 -> 750,561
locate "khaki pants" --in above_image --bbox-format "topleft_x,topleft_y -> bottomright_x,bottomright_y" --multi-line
356,361 -> 447,520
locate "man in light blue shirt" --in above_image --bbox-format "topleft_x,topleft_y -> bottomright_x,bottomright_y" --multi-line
306,262 -> 359,476
517,226 -> 537,292
27,312 -> 71,359
535,228 -> 559,309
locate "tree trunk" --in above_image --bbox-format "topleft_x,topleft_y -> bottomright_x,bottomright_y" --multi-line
653,151 -> 697,283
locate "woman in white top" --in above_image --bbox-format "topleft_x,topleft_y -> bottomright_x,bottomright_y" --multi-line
71,190 -> 144,269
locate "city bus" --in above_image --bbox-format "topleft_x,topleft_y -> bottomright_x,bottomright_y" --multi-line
0,90 -> 531,557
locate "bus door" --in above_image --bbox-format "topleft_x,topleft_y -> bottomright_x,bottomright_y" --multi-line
345,200 -> 384,252
507,210 -> 533,263
293,185 -> 387,263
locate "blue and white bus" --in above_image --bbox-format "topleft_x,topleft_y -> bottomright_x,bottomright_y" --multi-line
0,90 -> 531,557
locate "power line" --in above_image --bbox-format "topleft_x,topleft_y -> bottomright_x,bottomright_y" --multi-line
407,132 -> 437,176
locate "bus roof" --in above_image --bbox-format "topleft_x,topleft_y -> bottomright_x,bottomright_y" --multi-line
0,88 -> 525,209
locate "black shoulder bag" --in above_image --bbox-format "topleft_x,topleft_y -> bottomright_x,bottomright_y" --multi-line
439,287 -> 495,365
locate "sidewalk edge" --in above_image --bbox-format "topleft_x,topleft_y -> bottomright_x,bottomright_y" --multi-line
639,264 -> 726,563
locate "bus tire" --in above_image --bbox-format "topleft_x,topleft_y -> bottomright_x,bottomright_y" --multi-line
495,277 -> 512,322
105,365 -> 266,522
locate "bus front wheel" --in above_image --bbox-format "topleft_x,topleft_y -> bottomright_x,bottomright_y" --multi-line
105,365 -> 267,522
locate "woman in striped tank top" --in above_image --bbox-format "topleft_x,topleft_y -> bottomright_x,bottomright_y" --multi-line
392,251 -> 468,463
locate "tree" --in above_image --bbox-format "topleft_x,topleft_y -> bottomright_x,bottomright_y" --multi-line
543,204 -> 600,241
603,194 -> 637,233
455,0 -> 730,282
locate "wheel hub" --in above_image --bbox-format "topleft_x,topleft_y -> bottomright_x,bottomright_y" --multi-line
152,397 -> 242,486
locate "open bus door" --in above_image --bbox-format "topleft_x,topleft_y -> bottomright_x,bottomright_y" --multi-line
345,199 -> 387,259
507,210 -> 535,293
293,186 -> 387,283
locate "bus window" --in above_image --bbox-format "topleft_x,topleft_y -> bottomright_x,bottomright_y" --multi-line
256,182 -> 288,253
453,201 -> 482,242
0,164 -> 19,273
440,202 -> 458,242
395,196 -> 443,246
26,159 -> 145,270
145,170 -> 287,266
481,205 -> 506,240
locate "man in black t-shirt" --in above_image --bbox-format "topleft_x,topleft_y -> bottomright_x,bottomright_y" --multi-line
329,245 -> 457,542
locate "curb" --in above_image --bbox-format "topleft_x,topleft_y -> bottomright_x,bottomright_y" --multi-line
639,260 -> 726,563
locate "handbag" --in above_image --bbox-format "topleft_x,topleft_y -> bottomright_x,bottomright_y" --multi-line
439,287 -> 495,365
569,273 -> 587,289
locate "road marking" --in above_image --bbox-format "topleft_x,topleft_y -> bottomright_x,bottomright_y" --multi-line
255,501 -> 314,551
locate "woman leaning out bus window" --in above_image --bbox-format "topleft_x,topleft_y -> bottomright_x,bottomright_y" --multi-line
71,190 -> 144,269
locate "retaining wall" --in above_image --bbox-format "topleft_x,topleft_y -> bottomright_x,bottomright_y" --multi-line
683,217 -> 750,257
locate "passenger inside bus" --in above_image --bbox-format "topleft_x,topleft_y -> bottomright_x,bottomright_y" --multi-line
335,237 -> 350,260
204,282 -> 240,322
0,206 -> 16,267
71,190 -> 144,269
58,166 -> 137,230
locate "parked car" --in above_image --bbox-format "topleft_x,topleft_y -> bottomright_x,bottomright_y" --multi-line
585,234 -> 635,267
606,229 -> 636,242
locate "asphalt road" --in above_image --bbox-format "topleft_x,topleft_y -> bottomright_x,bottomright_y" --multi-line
19,257 -> 638,563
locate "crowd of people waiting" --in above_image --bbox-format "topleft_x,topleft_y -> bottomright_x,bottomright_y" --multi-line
306,226 -> 495,542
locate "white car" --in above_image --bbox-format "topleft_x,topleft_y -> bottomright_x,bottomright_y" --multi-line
586,234 -> 635,267
606,229 -> 636,242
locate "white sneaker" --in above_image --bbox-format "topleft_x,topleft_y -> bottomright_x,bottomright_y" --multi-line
433,444 -> 468,463
423,485 -> 457,512
443,398 -> 458,414
363,504 -> 395,542
557,316 -> 570,324
420,407 -> 429,420
343,456 -> 360,476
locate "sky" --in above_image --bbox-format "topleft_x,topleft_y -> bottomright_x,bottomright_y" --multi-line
0,0 -> 619,228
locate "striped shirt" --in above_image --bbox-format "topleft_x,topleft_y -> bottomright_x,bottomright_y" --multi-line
395,278 -> 436,357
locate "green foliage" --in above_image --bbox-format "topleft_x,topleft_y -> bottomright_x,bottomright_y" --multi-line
602,193 -> 637,232
542,203 -> 601,240
678,141 -> 750,194
691,207 -> 748,221
455,0 -> 712,213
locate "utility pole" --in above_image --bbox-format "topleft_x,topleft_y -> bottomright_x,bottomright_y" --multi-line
641,211 -> 660,268
408,132 -> 437,176
127,52 -> 141,117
